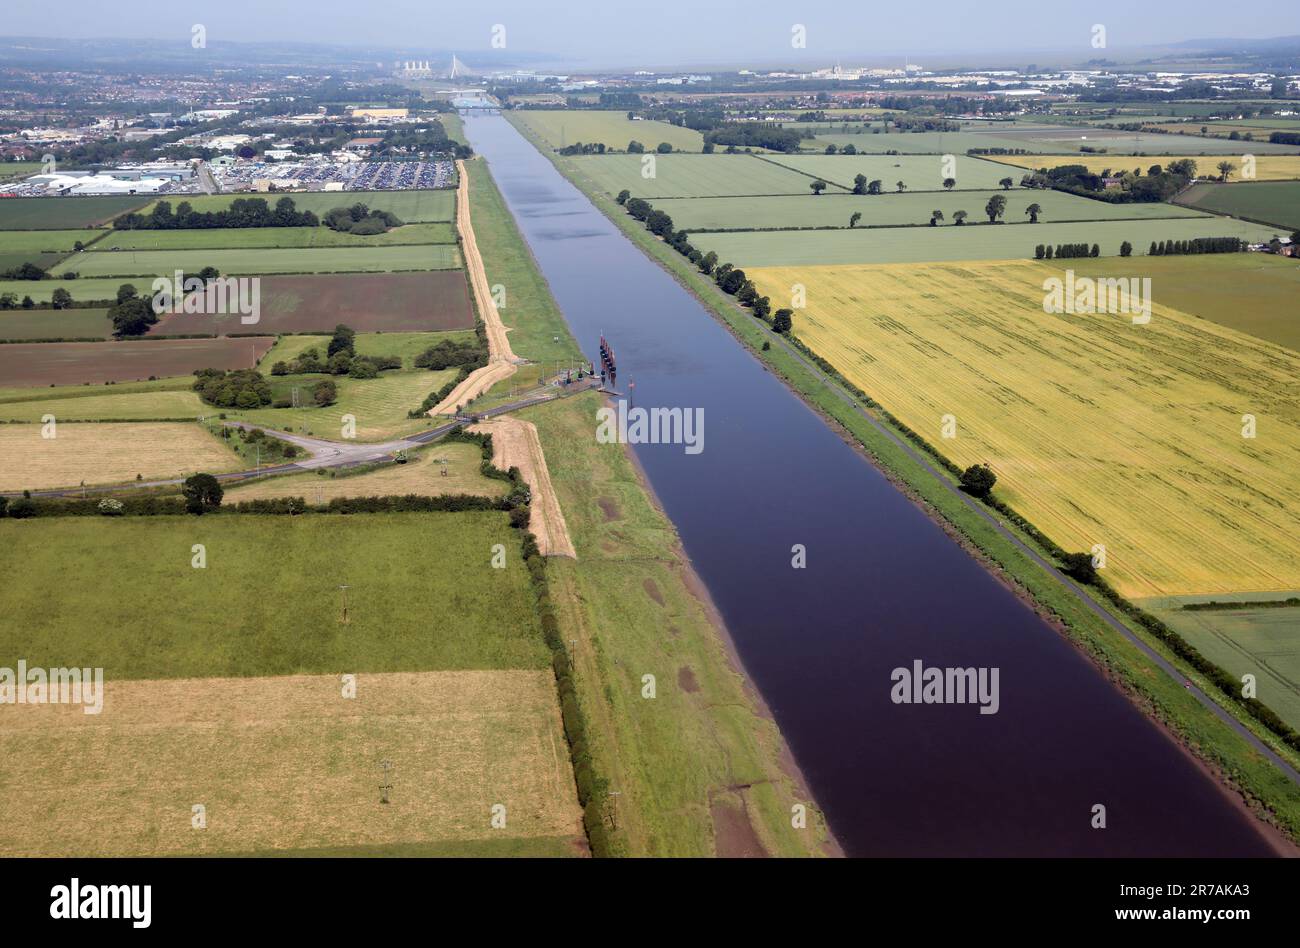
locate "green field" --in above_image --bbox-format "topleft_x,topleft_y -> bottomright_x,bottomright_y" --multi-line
655,189 -> 1208,231
0,161 -> 40,180
1146,597 -> 1300,732
0,196 -> 152,229
0,388 -> 206,421
0,307 -> 111,341
147,189 -> 456,223
514,109 -> 705,152
49,244 -> 462,278
261,330 -> 475,372
1176,181 -> 1300,230
96,222 -> 456,251
0,229 -> 101,252
1054,255 -> 1300,352
692,216 -> 1276,266
0,511 -> 545,675
221,367 -> 457,441
0,277 -> 134,303
808,129 -> 1069,155
761,154 -> 1031,192
569,154 -> 831,198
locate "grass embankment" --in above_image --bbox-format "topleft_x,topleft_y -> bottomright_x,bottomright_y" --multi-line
468,152 -> 831,855
508,112 -> 1300,842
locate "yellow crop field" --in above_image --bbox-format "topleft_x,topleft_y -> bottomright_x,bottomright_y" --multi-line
0,422 -> 239,491
749,260 -> 1300,598
984,153 -> 1300,181
225,441 -> 506,503
0,671 -> 583,856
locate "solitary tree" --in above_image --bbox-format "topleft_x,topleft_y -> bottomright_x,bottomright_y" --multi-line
810,179 -> 828,196
985,194 -> 1007,223
849,211 -> 862,228
1216,160 -> 1236,182
953,210 -> 968,225
852,173 -> 868,195
772,309 -> 793,334
182,473 -> 224,515
867,179 -> 883,195
942,177 -> 956,190
895,180 -> 907,192
959,463 -> 997,498
1120,240 -> 1133,257
1062,552 -> 1098,584
1025,202 -> 1042,224
930,210 -> 944,226
999,177 -> 1013,190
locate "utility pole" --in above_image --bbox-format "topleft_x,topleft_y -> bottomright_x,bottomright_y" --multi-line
338,583 -> 352,624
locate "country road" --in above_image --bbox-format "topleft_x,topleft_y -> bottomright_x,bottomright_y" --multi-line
5,380 -> 599,500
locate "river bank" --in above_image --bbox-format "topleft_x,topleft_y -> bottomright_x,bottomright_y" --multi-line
461,154 -> 832,855
498,111 -> 1300,851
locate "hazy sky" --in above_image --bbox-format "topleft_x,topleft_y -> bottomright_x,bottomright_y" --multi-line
5,1 -> 1300,69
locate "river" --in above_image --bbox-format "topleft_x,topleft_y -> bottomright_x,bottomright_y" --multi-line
464,112 -> 1279,857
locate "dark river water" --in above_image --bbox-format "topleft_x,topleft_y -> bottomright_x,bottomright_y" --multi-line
464,113 -> 1279,857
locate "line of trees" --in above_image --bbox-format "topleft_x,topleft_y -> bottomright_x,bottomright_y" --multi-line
1149,236 -> 1246,256
1035,243 -> 1100,259
114,197 -> 319,230
617,190 -> 792,334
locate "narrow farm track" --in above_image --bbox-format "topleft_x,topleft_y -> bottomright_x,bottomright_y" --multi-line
755,320 -> 1300,788
429,159 -> 519,416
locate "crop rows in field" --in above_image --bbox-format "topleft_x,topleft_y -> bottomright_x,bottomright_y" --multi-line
748,259 -> 1300,599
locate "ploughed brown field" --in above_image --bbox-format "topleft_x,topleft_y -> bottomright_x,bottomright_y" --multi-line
0,336 -> 275,387
148,271 -> 475,336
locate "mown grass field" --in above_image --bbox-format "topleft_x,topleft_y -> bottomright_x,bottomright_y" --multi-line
514,109 -> 704,152
0,388 -> 205,421
0,277 -> 134,304
748,259 -> 1300,599
0,512 -> 546,673
693,216 -> 1274,266
0,422 -> 238,490
762,153 -> 1026,191
986,154 -> 1300,181
1143,597 -> 1300,732
0,195 -> 151,229
141,189 -> 456,223
49,244 -> 462,278
0,670 -> 581,857
222,367 -> 457,441
976,126 -> 1300,155
226,441 -> 502,503
0,307 -> 111,341
96,222 -> 456,251
1054,255 -> 1300,353
655,189 -> 1208,231
570,153 -> 831,199
1175,180 -> 1300,230
0,229 -> 101,252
